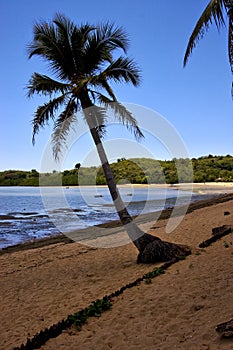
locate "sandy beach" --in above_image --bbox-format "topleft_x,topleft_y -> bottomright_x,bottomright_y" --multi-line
0,193 -> 233,349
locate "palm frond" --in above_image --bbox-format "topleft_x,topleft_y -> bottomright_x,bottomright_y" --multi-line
28,15 -> 76,80
84,44 -> 112,73
98,99 -> 144,140
83,106 -> 107,139
53,13 -> 75,36
53,13 -> 77,75
27,20 -> 54,58
94,92 -> 113,105
70,24 -> 94,73
83,35 -> 112,74
100,56 -> 141,86
27,73 -> 69,97
32,95 -> 66,144
53,13 -> 94,76
83,23 -> 129,74
52,98 -> 78,159
96,22 -> 129,53
99,80 -> 117,100
87,79 -> 117,101
184,0 -> 226,66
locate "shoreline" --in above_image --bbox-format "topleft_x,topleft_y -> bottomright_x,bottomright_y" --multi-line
1,181 -> 233,188
1,192 -> 233,255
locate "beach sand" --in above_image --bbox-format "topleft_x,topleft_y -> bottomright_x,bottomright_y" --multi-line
0,194 -> 233,349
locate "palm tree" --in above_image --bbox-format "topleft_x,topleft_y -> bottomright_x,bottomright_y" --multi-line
27,13 -> 190,263
184,0 -> 233,94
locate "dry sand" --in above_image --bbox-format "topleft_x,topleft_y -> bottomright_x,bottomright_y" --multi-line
0,195 -> 233,349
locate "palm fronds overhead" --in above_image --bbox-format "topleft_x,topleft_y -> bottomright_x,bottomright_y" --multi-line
27,14 -> 142,159
184,1 -> 233,96
184,0 -> 227,66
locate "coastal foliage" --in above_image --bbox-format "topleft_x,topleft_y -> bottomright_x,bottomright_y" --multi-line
68,298 -> 112,331
0,169 -> 39,186
0,155 -> 232,186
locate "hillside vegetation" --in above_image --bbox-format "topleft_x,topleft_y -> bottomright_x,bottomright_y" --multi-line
0,155 -> 232,186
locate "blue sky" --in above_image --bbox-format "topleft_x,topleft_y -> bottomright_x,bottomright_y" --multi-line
0,0 -> 232,171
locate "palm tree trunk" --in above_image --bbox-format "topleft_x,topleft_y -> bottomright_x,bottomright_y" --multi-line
81,97 -> 191,262
84,110 -> 155,252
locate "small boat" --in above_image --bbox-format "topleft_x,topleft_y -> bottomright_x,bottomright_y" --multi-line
94,194 -> 103,198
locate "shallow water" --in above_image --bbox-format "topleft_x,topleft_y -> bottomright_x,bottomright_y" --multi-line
0,185 -> 206,249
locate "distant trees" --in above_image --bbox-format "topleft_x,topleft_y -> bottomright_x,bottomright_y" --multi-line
97,159 -> 148,184
192,155 -> 233,182
0,170 -> 39,186
0,155 -> 232,186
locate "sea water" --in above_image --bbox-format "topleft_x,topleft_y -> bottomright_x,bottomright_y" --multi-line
0,185 -> 204,249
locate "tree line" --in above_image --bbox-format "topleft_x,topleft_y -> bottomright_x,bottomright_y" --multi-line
0,155 -> 232,186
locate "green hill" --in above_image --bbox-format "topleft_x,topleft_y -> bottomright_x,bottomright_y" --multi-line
0,155 -> 232,186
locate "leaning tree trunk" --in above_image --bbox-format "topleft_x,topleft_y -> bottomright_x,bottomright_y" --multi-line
81,98 -> 191,263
